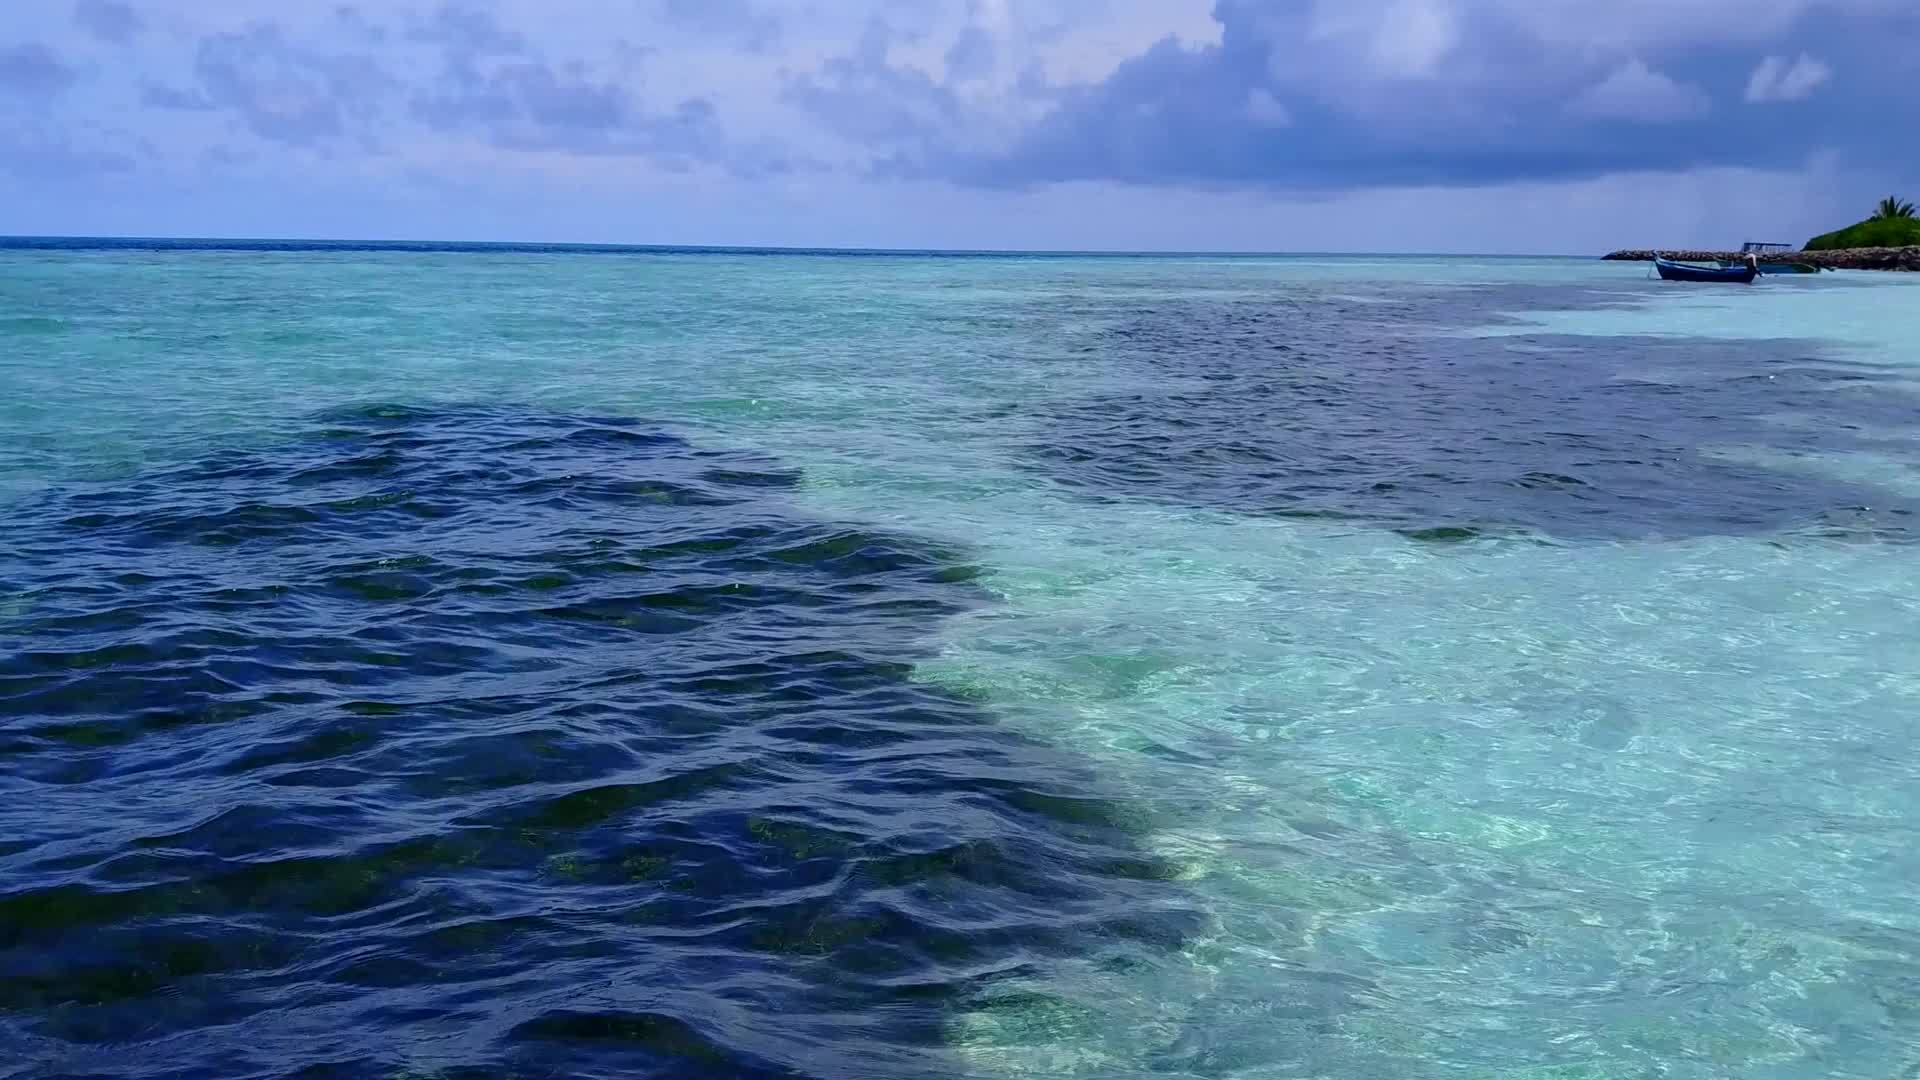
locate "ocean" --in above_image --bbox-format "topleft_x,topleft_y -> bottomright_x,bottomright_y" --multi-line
3,239 -> 1918,1079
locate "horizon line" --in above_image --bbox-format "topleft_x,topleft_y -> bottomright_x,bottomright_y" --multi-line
0,233 -> 1595,260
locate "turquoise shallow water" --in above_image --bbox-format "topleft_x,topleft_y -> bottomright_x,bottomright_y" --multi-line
3,243 -> 1920,1078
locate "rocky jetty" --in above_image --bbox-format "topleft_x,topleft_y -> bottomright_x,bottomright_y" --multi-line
1602,247 -> 1920,271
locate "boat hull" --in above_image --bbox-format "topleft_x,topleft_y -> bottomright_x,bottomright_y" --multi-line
1656,259 -> 1757,284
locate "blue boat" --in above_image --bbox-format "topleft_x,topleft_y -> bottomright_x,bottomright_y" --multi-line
1655,258 -> 1757,284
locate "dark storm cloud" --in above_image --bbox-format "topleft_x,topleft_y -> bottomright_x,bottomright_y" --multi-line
894,0 -> 1920,190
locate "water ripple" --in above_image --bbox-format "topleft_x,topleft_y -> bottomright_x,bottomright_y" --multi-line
0,404 -> 1198,1078
1017,293 -> 1920,542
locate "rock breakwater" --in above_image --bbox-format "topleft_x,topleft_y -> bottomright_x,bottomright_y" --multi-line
1602,247 -> 1920,271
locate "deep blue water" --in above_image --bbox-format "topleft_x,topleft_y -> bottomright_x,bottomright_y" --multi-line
1018,284 -> 1920,541
3,246 -> 1919,1079
1,404 -> 1197,1077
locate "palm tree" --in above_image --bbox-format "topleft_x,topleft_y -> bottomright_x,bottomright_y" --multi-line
1872,195 -> 1916,220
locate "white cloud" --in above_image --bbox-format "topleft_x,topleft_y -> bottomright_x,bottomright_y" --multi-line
1745,53 -> 1832,103
1372,0 -> 1460,77
1568,59 -> 1711,122
1306,0 -> 1459,79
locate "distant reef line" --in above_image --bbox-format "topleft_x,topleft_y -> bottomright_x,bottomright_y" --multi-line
1602,247 -> 1920,271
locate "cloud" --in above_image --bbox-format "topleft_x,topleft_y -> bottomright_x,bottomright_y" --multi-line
784,20 -> 964,148
72,0 -> 143,45
1245,87 -> 1291,128
333,6 -> 390,45
1568,60 -> 1711,122
7,0 -> 1918,230
408,2 -> 530,57
141,82 -> 213,111
659,0 -> 782,51
8,0 -> 1912,252
945,26 -> 998,82
402,5 -> 772,169
1745,53 -> 1832,102
1331,0 -> 1461,79
906,0 -> 1919,191
0,44 -> 78,98
143,25 -> 392,145
415,60 -> 666,155
406,3 -> 637,155
95,3 -> 792,177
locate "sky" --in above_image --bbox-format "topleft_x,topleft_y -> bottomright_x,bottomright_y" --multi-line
1,0 -> 1914,253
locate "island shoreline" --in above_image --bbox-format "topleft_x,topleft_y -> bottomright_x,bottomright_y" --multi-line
1602,246 -> 1920,271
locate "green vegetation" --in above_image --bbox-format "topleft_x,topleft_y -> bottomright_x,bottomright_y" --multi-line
1805,196 -> 1920,250
1873,195 -> 1916,220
